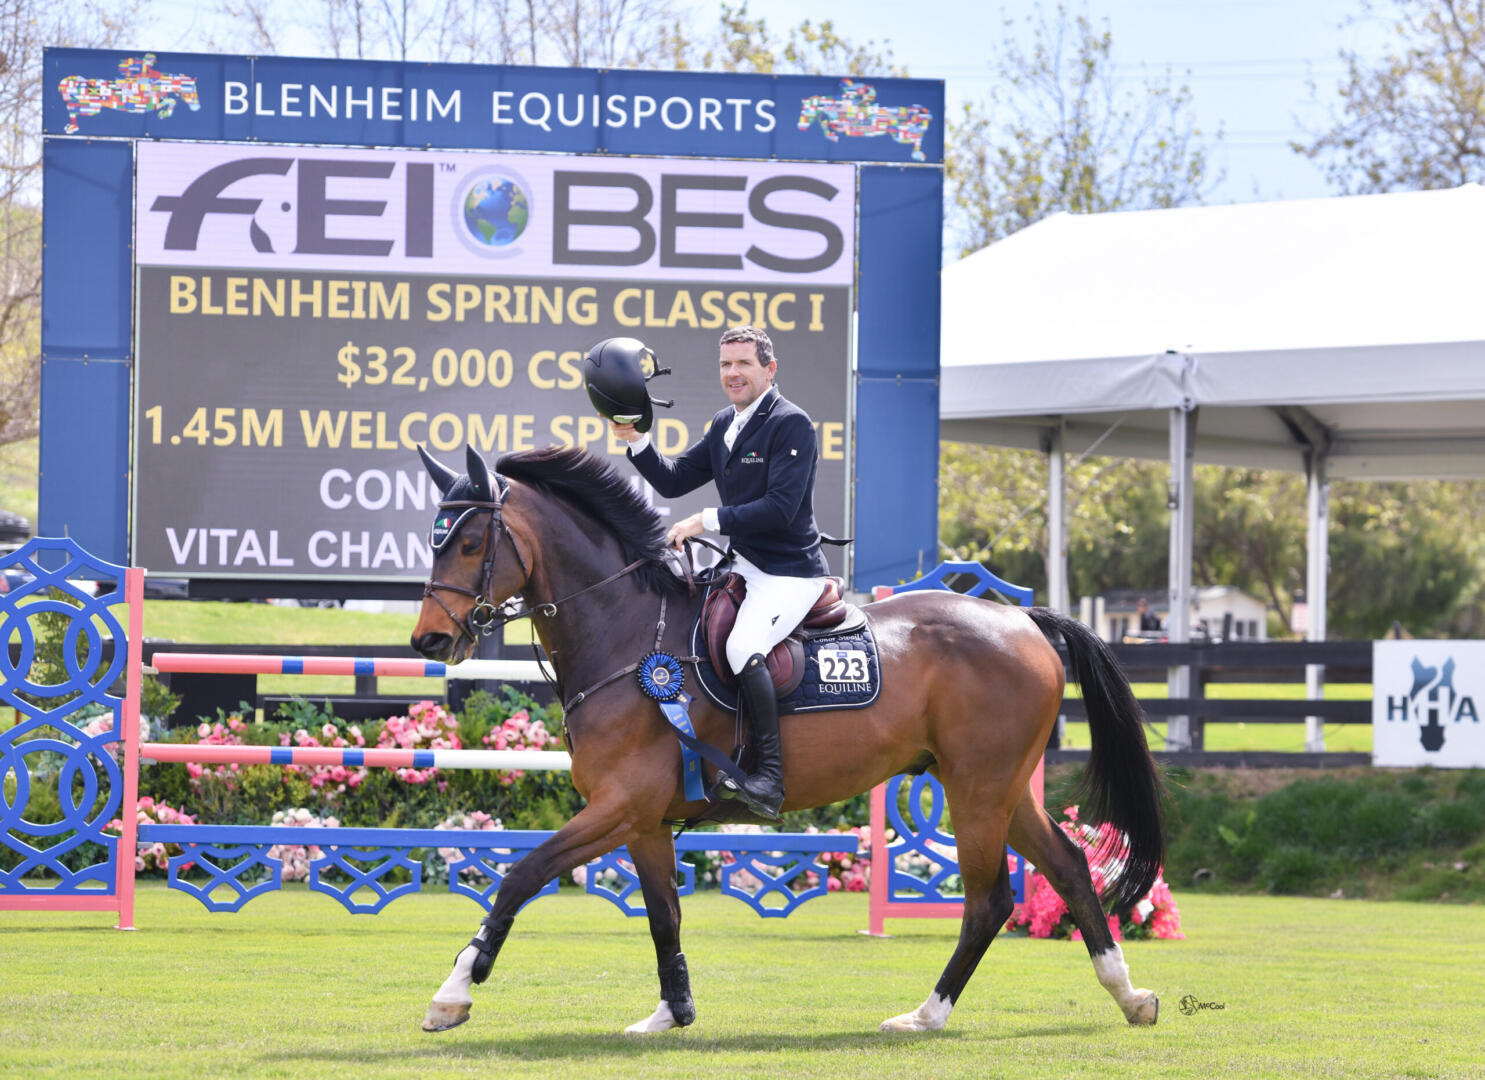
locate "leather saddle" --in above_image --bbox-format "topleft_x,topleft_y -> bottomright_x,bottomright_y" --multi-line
699,574 -> 865,695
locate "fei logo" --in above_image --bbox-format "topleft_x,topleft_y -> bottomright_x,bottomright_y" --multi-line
1374,642 -> 1482,767
147,153 -> 435,258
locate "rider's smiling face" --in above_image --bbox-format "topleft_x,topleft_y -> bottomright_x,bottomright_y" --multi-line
719,340 -> 775,410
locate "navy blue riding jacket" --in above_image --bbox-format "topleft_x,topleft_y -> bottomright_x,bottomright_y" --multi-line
628,388 -> 830,578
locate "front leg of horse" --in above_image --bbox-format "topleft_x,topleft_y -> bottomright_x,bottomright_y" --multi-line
622,827 -> 695,1034
423,805 -> 632,1033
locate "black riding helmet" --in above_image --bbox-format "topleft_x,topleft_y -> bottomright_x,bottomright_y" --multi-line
581,337 -> 673,434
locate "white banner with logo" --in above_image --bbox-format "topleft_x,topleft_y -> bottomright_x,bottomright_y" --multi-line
1373,640 -> 1485,767
135,142 -> 854,284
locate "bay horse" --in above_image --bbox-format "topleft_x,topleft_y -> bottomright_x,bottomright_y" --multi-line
411,445 -> 1165,1035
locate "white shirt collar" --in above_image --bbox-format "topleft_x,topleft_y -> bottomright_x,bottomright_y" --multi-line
730,385 -> 775,429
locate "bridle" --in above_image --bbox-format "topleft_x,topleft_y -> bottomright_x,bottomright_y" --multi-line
422,494 -> 648,654
421,497 -> 529,650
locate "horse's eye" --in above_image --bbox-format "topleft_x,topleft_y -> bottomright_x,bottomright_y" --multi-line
459,535 -> 481,555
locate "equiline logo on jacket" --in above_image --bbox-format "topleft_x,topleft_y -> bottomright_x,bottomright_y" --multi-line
739,451 -> 764,465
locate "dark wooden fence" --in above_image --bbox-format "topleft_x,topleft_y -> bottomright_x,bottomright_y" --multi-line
1046,639 -> 1373,768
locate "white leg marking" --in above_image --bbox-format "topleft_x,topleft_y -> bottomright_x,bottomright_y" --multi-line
422,944 -> 479,1032
879,991 -> 953,1033
432,944 -> 478,1005
624,1000 -> 679,1034
1093,944 -> 1159,1025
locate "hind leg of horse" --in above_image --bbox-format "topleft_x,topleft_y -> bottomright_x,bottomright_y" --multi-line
423,798 -> 635,1033
622,827 -> 696,1034
1008,791 -> 1158,1025
880,809 -> 1016,1033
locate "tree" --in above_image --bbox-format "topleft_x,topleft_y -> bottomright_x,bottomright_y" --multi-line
209,0 -> 900,77
1296,0 -> 1485,193
945,3 -> 1218,256
662,2 -> 902,76
1193,469 -> 1307,630
0,0 -> 143,448
212,0 -> 695,68
943,445 -> 1484,637
939,443 -> 1169,601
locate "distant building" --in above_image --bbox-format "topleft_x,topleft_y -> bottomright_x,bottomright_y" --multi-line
1081,587 -> 1269,643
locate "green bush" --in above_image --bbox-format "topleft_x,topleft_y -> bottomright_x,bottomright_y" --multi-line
1258,845 -> 1325,894
1147,766 -> 1485,900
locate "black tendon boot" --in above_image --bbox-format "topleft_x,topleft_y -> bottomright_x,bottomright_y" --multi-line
719,653 -> 784,819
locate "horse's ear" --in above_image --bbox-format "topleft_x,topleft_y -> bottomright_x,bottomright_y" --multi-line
466,445 -> 494,502
418,444 -> 459,495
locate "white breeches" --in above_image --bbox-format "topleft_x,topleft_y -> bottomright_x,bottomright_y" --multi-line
726,554 -> 829,674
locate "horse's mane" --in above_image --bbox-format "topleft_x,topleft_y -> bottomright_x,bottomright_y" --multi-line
495,446 -> 688,596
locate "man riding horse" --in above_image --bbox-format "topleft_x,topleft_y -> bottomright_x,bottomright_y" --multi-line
593,327 -> 831,820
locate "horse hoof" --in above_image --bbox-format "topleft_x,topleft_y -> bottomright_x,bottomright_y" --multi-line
624,1001 -> 680,1034
1126,991 -> 1159,1026
422,1001 -> 471,1032
878,1011 -> 940,1033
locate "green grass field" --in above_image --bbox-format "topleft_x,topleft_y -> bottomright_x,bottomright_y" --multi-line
1,885 -> 1480,1079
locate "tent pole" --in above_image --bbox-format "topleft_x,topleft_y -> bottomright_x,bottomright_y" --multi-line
1044,419 -> 1068,615
1167,403 -> 1198,752
1305,452 -> 1330,752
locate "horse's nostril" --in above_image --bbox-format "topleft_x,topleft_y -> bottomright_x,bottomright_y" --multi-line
412,632 -> 453,658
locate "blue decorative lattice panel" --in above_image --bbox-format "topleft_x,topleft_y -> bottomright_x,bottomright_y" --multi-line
167,843 -> 282,913
1,538 -> 131,898
718,849 -> 832,918
309,846 -> 424,914
136,824 -> 857,918
443,843 -> 559,910
585,848 -> 696,915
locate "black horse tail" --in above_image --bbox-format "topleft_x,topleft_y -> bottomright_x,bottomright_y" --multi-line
1027,607 -> 1165,912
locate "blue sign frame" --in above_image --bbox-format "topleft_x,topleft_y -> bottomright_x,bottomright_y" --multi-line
40,47 -> 943,592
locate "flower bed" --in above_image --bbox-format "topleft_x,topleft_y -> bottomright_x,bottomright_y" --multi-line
1006,806 -> 1184,940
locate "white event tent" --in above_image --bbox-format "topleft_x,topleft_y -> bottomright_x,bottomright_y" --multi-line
939,185 -> 1485,749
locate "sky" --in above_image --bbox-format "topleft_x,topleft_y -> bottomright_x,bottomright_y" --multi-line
723,0 -> 1390,206
141,0 -> 1391,208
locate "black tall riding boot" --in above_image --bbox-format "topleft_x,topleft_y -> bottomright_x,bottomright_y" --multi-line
719,653 -> 785,820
